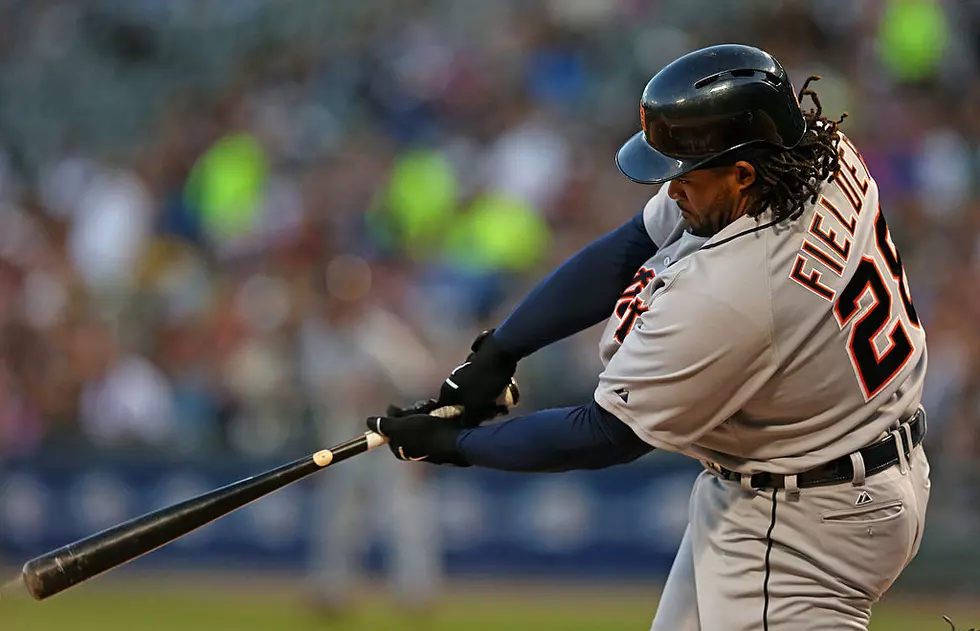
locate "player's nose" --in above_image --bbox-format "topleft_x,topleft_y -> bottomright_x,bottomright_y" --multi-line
667,179 -> 686,201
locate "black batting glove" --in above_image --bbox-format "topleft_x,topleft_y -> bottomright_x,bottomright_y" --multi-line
437,329 -> 519,427
385,398 -> 441,418
366,413 -> 469,467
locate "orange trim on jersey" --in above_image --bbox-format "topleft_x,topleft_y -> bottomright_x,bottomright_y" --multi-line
838,150 -> 870,196
613,297 -> 649,344
840,134 -> 870,173
872,204 -> 921,329
833,256 -> 915,400
790,255 -> 835,301
862,326 -> 916,400
833,255 -> 877,328
832,170 -> 864,215
613,266 -> 656,344
801,240 -> 844,276
818,196 -> 856,236
808,213 -> 851,261
853,273 -> 897,365
615,266 -> 655,318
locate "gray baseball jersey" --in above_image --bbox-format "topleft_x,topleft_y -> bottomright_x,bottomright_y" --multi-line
594,134 -> 927,475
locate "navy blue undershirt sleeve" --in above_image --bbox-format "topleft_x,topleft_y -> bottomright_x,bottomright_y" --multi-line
456,399 -> 653,472
493,211 -> 657,358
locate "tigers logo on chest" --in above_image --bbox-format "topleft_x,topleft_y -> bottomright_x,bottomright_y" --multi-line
613,267 -> 655,344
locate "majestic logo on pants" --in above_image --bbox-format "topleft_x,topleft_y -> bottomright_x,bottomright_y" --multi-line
855,491 -> 873,506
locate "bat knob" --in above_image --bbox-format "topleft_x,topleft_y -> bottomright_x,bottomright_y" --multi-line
21,554 -> 63,601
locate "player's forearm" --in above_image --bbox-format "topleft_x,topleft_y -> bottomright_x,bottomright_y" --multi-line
493,211 -> 656,358
456,400 -> 654,472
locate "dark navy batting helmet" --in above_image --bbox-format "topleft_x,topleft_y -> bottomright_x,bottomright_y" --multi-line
616,44 -> 807,185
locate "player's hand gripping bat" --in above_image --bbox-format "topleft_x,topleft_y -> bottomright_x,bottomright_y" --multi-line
17,380 -> 519,601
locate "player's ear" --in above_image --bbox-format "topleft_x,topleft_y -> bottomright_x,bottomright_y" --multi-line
733,161 -> 756,191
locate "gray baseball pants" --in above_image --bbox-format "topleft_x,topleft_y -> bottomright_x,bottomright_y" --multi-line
651,445 -> 930,630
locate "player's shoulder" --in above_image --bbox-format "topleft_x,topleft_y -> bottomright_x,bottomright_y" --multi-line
641,186 -> 683,247
662,217 -> 775,321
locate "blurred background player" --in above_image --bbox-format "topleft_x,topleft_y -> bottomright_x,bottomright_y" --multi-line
300,255 -> 444,614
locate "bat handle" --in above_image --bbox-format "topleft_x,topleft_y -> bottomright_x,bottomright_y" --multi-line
309,404 -> 462,466
309,381 -> 518,469
311,431 -> 387,467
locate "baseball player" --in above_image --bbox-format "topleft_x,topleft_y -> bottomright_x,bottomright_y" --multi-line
369,44 -> 930,631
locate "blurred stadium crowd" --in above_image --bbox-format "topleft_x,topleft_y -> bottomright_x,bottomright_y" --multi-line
0,0 -> 977,476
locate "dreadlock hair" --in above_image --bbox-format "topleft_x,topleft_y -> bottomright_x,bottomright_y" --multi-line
741,76 -> 847,222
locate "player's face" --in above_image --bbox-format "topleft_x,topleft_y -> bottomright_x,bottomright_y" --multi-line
666,162 -> 757,237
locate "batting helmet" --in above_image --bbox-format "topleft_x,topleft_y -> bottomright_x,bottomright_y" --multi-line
616,44 -> 807,185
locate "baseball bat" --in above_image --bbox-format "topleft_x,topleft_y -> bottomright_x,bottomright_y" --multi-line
19,382 -> 518,601
19,430 -> 385,601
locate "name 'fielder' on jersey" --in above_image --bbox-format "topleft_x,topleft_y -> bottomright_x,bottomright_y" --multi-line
367,44 -> 930,631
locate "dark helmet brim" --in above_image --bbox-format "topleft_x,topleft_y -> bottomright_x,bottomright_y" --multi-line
615,131 -> 708,185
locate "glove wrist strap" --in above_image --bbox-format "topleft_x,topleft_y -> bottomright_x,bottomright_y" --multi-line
479,330 -> 521,367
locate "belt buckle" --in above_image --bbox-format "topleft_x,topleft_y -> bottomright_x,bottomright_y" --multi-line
705,461 -> 738,483
704,460 -> 722,475
898,409 -> 925,455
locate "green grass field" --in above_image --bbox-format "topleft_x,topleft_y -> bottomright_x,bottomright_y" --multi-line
1,575 -> 977,631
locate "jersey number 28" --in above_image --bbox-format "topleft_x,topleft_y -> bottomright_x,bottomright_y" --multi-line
834,208 -> 920,400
